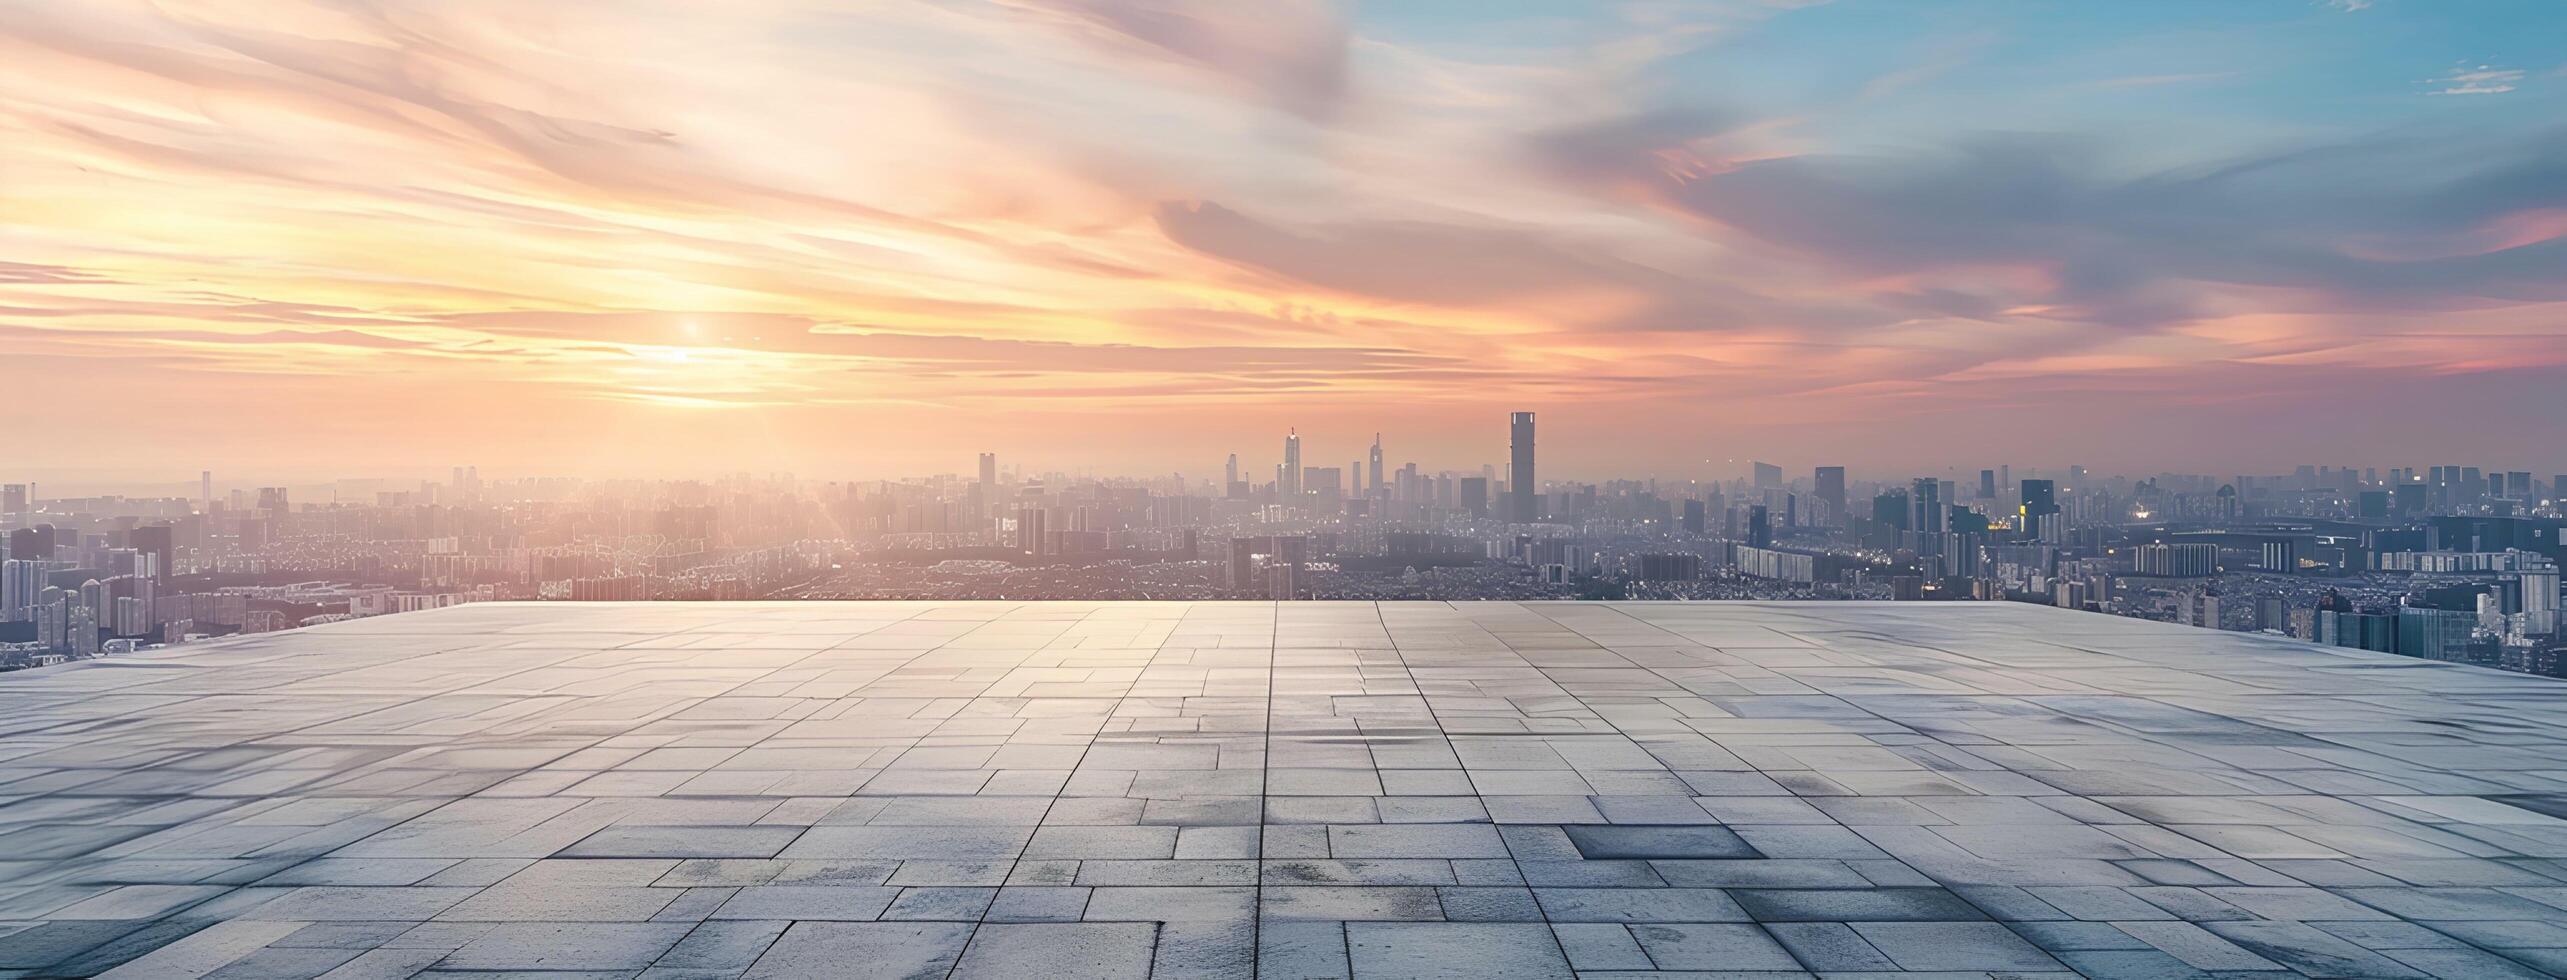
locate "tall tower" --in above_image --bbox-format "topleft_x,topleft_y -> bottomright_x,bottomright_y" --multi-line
1814,467 -> 1846,524
975,453 -> 998,521
1225,454 -> 1238,488
1509,412 -> 1537,523
1368,434 -> 1384,497
1909,477 -> 1945,534
200,471 -> 213,513
1281,430 -> 1302,496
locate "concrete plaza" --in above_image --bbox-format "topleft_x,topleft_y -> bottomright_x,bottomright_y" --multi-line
4,601 -> 2566,978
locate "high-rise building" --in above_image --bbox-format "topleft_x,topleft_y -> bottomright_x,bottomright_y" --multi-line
69,603 -> 98,658
2358,490 -> 2390,519
2398,606 -> 2477,662
1813,467 -> 1846,525
1369,435 -> 1384,497
1281,430 -> 1302,497
1509,412 -> 1536,523
979,452 -> 998,488
1,559 -> 44,621
1014,507 -> 1046,556
2516,562 -> 2560,636
2313,591 -> 2397,653
1751,462 -> 1783,490
2254,595 -> 2289,632
1979,469 -> 1997,500
200,471 -> 213,513
1459,477 -> 1488,518
6,525 -> 56,561
2019,479 -> 2058,533
1908,478 -> 1945,536
1225,454 -> 1238,489
1746,505 -> 1771,549
1302,467 -> 1342,498
129,525 -> 173,583
0,484 -> 25,517
1228,536 -> 1307,599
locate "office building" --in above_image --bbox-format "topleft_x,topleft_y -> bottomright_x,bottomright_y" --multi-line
1280,430 -> 1301,497
2398,606 -> 2479,662
2019,479 -> 2058,531
1014,507 -> 1046,556
2133,543 -> 2219,577
1634,553 -> 1701,581
1908,478 -> 1945,535
2259,539 -> 2298,574
1368,434 -> 1383,497
1508,412 -> 1536,523
1813,467 -> 1846,525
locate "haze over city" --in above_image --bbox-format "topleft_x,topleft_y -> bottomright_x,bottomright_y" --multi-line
8,0 -> 2566,483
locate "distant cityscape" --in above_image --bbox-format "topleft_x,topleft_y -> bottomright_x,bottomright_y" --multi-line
6,410 -> 2563,677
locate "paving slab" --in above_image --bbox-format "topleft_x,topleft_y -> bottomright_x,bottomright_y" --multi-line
0,600 -> 2561,979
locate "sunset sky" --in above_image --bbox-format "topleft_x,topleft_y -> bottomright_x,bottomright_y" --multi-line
6,0 -> 2564,486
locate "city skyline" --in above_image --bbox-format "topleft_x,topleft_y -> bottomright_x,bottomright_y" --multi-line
8,1 -> 2567,481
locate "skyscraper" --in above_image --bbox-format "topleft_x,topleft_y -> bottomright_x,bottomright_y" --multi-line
1225,454 -> 1238,488
1979,469 -> 1997,500
1014,507 -> 1046,556
1814,467 -> 1846,524
0,484 -> 25,517
1,559 -> 43,621
1281,430 -> 1302,497
1509,412 -> 1536,523
2019,479 -> 2058,530
1751,461 -> 1782,489
1908,478 -> 1945,535
1369,434 -> 1384,497
130,525 -> 173,584
974,453 -> 998,521
1459,477 -> 1488,518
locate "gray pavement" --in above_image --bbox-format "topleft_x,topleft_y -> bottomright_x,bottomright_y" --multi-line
3,601 -> 2566,978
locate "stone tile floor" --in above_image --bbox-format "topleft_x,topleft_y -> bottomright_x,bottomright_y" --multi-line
3,601 -> 2567,978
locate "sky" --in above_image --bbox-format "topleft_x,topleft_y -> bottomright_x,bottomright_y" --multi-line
5,0 -> 2565,487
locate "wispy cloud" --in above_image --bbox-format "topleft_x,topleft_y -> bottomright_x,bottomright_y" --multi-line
2427,62 -> 2524,95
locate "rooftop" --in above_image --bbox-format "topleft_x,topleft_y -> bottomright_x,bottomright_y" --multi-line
4,601 -> 2567,979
